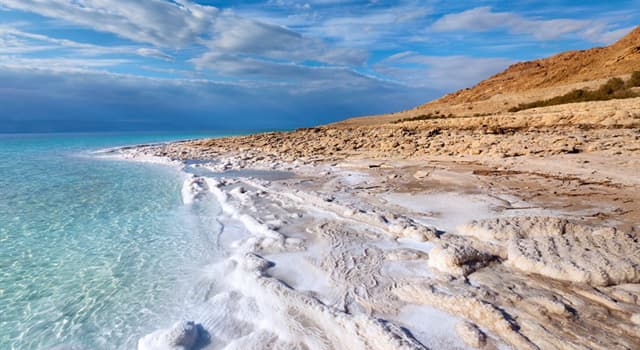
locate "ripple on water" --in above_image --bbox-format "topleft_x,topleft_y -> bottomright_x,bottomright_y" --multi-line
0,135 -> 226,350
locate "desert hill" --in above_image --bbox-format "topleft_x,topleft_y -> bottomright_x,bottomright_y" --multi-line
335,25 -> 640,127
435,25 -> 640,105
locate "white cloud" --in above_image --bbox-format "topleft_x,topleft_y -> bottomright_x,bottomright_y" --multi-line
136,48 -> 174,61
313,6 -> 431,47
0,0 -> 367,77
191,51 -> 381,94
376,51 -> 514,90
0,55 -> 129,73
581,24 -> 635,44
186,13 -> 369,81
206,15 -> 366,66
432,6 -> 627,43
0,26 -> 177,65
0,26 -> 124,55
239,2 -> 432,49
0,0 -> 219,47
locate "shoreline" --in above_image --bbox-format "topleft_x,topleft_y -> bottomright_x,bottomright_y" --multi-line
115,104 -> 640,349
112,146 -> 459,349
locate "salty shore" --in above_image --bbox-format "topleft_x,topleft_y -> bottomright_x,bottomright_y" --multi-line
124,98 -> 640,349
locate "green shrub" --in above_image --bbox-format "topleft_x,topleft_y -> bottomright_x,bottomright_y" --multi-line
509,76 -> 639,112
391,113 -> 435,124
598,77 -> 625,95
392,112 -> 460,124
627,71 -> 640,88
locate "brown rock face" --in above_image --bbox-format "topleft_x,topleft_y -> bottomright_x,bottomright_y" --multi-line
334,26 -> 640,127
428,25 -> 640,105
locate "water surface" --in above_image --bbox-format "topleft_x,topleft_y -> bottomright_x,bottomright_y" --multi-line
0,132 -> 239,349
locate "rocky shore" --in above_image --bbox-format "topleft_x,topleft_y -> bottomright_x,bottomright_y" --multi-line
152,97 -> 640,161
127,97 -> 640,349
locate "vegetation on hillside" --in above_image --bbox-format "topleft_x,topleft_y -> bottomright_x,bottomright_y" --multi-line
391,111 -> 453,124
508,72 -> 640,112
628,71 -> 640,87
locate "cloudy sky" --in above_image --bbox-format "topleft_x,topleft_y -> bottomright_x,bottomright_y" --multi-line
0,0 -> 638,132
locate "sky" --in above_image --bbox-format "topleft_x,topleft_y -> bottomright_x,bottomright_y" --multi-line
0,1 -> 638,133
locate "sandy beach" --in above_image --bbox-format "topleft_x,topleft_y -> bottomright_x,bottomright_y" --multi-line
116,95 -> 640,350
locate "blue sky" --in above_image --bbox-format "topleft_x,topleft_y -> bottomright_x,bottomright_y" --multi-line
0,0 -> 638,132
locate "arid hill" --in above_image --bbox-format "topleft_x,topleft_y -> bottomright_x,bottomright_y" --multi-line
336,25 -> 640,127
434,25 -> 640,105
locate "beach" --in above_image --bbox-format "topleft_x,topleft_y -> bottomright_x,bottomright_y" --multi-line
2,2 -> 640,349
120,97 -> 640,349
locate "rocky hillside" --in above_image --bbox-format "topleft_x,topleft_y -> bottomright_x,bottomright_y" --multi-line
336,25 -> 640,127
433,25 -> 640,106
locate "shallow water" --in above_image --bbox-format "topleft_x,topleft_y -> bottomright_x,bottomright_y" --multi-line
0,133 -> 239,350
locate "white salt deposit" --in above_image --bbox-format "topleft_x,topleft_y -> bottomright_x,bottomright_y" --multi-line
138,321 -> 200,350
181,175 -> 209,205
264,247 -> 339,305
396,237 -> 435,254
93,146 -> 182,167
393,305 -> 471,350
112,144 -> 640,350
118,149 -> 476,350
383,192 -> 498,232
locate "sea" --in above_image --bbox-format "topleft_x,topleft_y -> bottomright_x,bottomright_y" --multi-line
0,132 -> 242,349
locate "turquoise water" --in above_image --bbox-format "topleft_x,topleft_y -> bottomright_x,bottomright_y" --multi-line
0,133 -> 235,349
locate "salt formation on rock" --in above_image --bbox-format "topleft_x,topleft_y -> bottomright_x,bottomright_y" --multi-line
455,321 -> 487,349
181,175 -> 210,204
205,177 -> 304,253
135,166 -> 441,350
460,216 -> 640,286
394,283 -> 537,350
458,216 -> 572,241
138,321 -> 200,350
423,220 -> 506,277
507,230 -> 640,286
427,243 -> 493,276
230,253 -> 427,350
123,143 -> 640,349
281,187 -> 439,242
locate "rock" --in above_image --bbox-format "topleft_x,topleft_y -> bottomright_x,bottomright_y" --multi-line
460,216 -> 640,286
458,216 -> 570,241
393,224 -> 438,242
428,241 -> 495,276
138,321 -> 200,350
413,170 -> 430,179
385,248 -> 429,261
456,321 -> 487,348
506,228 -> 640,286
609,284 -> 640,305
526,296 -> 574,317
